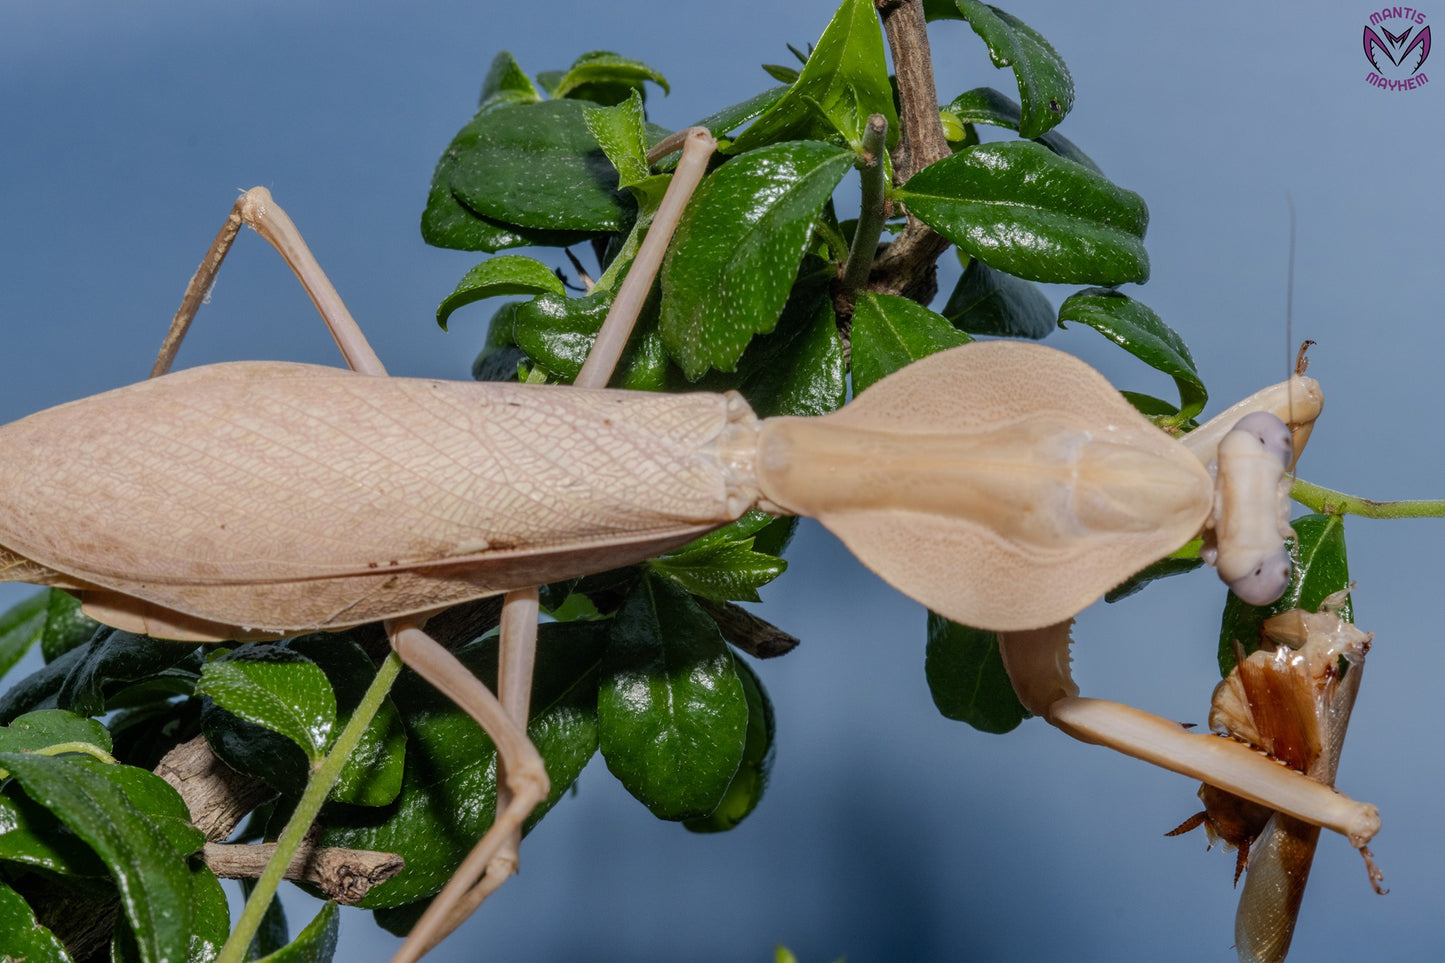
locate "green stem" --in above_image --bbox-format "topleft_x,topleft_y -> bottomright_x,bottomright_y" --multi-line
839,114 -> 889,294
1291,478 -> 1445,519
217,651 -> 404,963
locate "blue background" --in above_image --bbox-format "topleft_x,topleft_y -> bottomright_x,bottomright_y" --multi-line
1,2 -> 1440,960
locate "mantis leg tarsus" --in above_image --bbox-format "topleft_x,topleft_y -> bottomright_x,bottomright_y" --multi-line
385,618 -> 550,963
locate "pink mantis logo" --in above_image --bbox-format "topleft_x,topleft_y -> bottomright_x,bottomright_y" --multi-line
1364,8 -> 1431,90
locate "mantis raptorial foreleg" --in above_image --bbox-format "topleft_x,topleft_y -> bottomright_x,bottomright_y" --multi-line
996,371 -> 1383,854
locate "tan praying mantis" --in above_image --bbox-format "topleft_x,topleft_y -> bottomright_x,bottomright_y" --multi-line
0,115 -> 1385,962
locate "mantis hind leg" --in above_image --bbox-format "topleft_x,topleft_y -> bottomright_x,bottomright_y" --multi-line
385,617 -> 550,963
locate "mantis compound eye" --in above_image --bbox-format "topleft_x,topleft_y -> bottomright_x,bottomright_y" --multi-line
1228,549 -> 1293,605
1232,411 -> 1294,468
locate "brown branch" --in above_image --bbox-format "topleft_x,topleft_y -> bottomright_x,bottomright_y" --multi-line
871,0 -> 953,303
699,599 -> 801,659
155,734 -> 277,841
203,842 -> 404,904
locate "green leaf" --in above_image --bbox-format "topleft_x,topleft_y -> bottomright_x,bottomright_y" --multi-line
941,255 -> 1056,338
943,86 -> 1099,172
0,780 -> 108,876
470,302 -> 527,383
552,50 -> 669,105
729,0 -> 898,152
1218,514 -> 1350,675
649,537 -> 786,604
285,636 -> 407,808
1105,554 -> 1207,602
899,140 -> 1149,284
254,901 -> 339,963
953,1 -> 1075,137
242,875 -> 290,959
693,268 -> 846,418
1058,288 -> 1207,421
0,754 -> 205,963
692,85 -> 790,141
197,647 -> 336,764
762,63 -> 800,84
421,110 -> 593,253
599,576 -> 749,820
315,621 -> 608,909
449,99 -> 637,232
0,627 -> 201,722
0,590 -> 100,681
683,660 -> 775,832
512,284 -> 669,390
583,89 -> 652,192
0,708 -> 111,757
924,612 -> 1029,734
0,878 -> 74,963
435,255 -> 566,329
659,141 -> 852,378
851,292 -> 973,394
478,51 -> 542,110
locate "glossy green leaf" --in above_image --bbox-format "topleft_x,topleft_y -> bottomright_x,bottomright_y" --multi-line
1058,288 -> 1207,421
942,255 -> 1056,338
421,111 -> 592,253
1218,514 -> 1350,675
4,627 -> 201,722
649,535 -> 787,604
449,99 -> 635,232
692,268 -> 846,418
953,1 -> 1075,137
599,576 -> 748,820
0,754 -> 204,963
552,50 -> 669,105
943,86 -> 1098,172
435,255 -> 565,329
692,85 -> 790,140
478,51 -> 542,110
0,780 -> 108,876
254,901 -> 338,963
659,141 -> 852,378
202,638 -> 403,806
0,590 -> 99,682
684,660 -> 775,832
0,878 -> 73,963
584,89 -> 652,191
762,63 -> 800,84
197,647 -> 336,764
924,612 -> 1029,734
851,292 -> 973,394
0,708 -> 111,760
899,141 -> 1149,284
1105,554 -> 1207,603
729,0 -> 898,152
315,621 -> 608,909
513,285 -> 669,390
470,302 -> 527,383
286,636 -> 407,808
